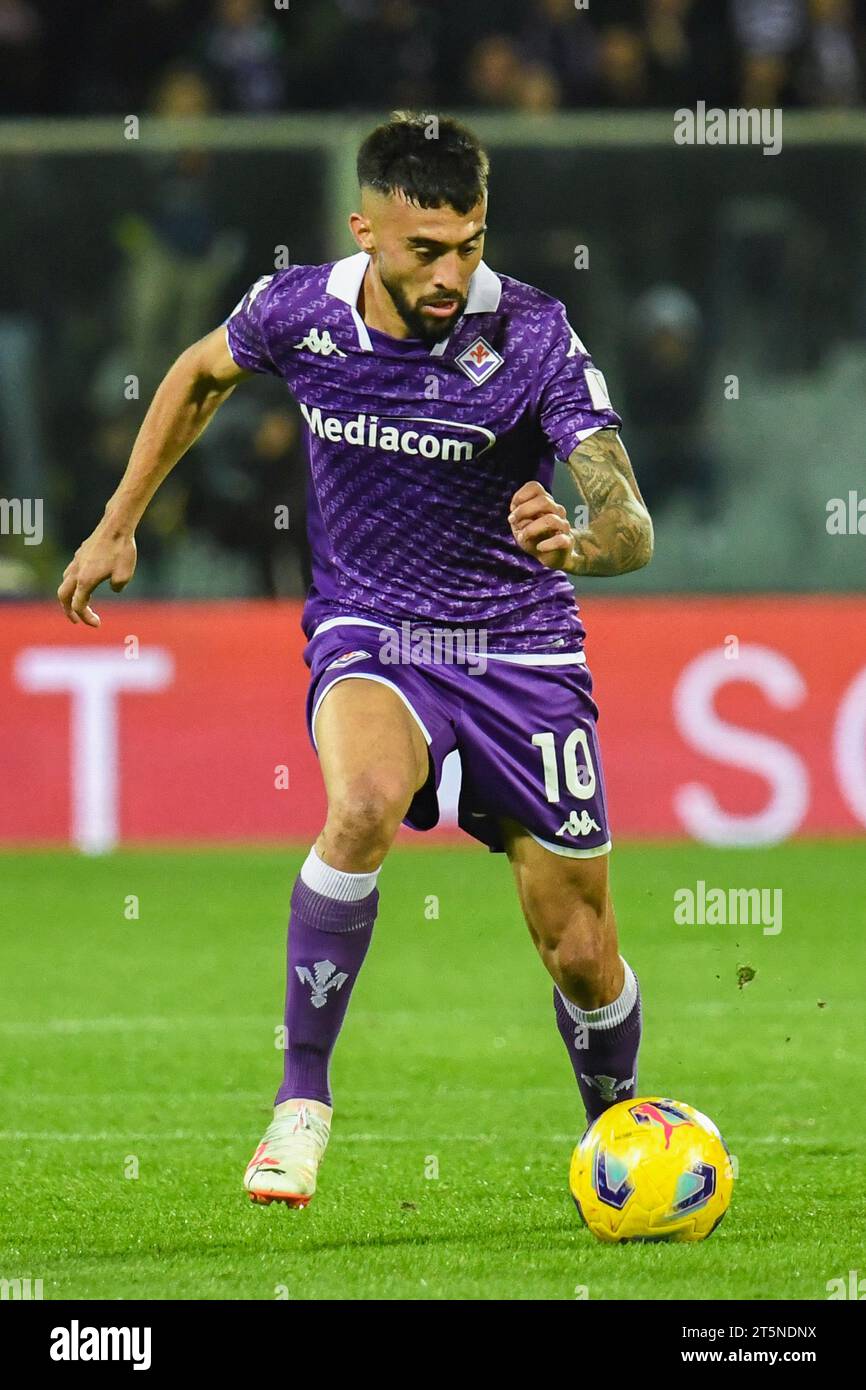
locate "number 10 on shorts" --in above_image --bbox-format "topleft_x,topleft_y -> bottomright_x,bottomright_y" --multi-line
531,729 -> 597,803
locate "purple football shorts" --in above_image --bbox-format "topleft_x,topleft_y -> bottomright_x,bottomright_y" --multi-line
303,618 -> 611,858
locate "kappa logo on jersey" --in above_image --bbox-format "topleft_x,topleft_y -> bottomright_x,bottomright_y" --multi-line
228,274 -> 273,320
293,327 -> 347,358
326,649 -> 372,670
247,275 -> 273,307
556,809 -> 602,838
455,336 -> 504,386
295,959 -> 348,1008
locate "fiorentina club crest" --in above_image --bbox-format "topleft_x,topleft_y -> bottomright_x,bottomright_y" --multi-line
456,336 -> 504,386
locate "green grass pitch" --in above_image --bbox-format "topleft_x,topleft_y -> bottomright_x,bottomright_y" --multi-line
1,841 -> 863,1301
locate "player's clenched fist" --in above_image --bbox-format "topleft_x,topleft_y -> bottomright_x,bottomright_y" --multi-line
57,526 -> 137,627
508,481 -> 576,572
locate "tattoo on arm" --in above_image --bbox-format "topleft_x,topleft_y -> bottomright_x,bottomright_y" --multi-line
565,428 -> 653,576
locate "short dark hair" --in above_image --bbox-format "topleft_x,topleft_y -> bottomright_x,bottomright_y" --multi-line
357,111 -> 489,215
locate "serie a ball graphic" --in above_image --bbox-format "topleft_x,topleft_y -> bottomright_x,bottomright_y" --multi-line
569,1097 -> 734,1243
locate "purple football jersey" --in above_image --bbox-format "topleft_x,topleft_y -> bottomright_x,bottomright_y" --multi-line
225,253 -> 621,653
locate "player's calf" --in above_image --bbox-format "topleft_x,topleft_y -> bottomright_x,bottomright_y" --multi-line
528,891 -> 622,1012
245,843 -> 380,1207
502,822 -> 643,1124
247,676 -> 430,1205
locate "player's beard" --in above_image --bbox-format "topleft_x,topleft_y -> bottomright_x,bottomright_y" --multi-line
381,269 -> 466,345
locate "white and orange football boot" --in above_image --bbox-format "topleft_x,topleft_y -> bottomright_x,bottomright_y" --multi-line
244,1099 -> 332,1207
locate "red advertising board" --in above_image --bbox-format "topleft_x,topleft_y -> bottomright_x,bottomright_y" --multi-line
1,597 -> 864,848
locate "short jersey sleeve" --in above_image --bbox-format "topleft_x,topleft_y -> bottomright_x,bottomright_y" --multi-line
224,274 -> 279,375
533,301 -> 622,459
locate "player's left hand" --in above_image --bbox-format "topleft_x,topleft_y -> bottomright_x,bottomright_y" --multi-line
508,481 -> 576,571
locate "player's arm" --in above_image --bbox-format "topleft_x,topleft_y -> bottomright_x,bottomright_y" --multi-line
508,428 -> 653,577
58,327 -> 250,626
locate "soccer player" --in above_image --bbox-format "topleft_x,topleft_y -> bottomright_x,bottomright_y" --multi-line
58,113 -> 653,1207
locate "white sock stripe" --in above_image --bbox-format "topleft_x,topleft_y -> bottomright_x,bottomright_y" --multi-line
557,957 -> 638,1030
300,847 -> 381,903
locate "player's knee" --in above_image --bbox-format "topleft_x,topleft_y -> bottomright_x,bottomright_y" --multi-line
323,773 -> 413,865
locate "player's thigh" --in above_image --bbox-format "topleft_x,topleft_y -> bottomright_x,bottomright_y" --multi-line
501,817 -> 617,956
314,676 -> 429,818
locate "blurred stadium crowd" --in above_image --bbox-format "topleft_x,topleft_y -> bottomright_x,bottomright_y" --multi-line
3,0 -> 866,117
1,1 -> 865,601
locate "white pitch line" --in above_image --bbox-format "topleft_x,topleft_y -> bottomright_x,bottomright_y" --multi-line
0,1130 -> 506,1144
0,1130 -> 831,1148
0,1017 -> 269,1035
0,1010 -> 512,1035
2,998 -> 849,1037
3,1084 -> 566,1094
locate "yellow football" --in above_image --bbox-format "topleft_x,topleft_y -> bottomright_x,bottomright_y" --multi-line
569,1096 -> 734,1243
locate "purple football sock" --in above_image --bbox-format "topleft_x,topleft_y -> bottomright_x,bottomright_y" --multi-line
554,962 -> 642,1125
274,875 -> 378,1108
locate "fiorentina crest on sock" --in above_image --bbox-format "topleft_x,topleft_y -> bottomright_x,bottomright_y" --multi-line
295,959 -> 348,1008
581,1072 -> 634,1103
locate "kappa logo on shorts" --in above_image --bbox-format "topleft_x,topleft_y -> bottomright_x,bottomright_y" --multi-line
326,649 -> 372,670
556,809 -> 602,838
455,336 -> 504,386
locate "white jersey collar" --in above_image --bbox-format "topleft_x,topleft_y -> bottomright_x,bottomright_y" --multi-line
325,251 -> 370,307
326,251 -> 501,355
464,259 -> 502,313
325,252 -> 502,314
